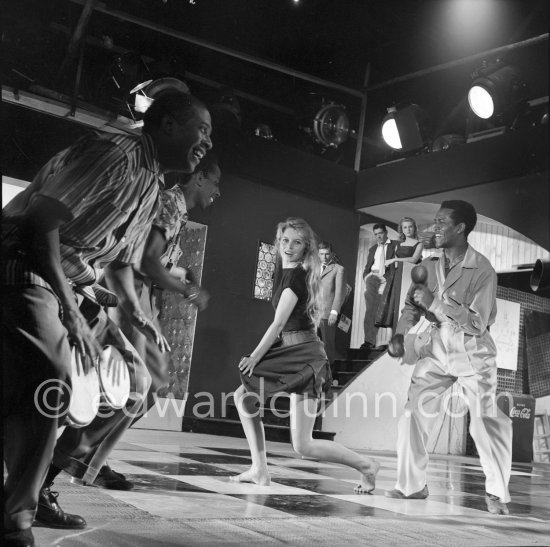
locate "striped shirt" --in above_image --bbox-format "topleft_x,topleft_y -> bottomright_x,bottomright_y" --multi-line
2,131 -> 163,289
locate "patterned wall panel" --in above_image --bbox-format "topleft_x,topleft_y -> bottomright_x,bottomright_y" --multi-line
157,221 -> 207,400
467,288 -> 549,457
496,286 -> 550,395
525,310 -> 550,398
253,241 -> 277,301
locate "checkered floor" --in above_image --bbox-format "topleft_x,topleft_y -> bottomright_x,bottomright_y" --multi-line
32,429 -> 550,546
104,432 -> 550,520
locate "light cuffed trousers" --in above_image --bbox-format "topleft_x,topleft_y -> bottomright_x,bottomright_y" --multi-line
395,323 -> 512,503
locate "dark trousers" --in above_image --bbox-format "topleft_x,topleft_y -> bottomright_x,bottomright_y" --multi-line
2,286 -> 71,530
2,285 -> 151,529
318,318 -> 337,366
363,274 -> 384,346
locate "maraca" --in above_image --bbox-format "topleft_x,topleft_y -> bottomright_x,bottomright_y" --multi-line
411,264 -> 428,286
388,333 -> 405,358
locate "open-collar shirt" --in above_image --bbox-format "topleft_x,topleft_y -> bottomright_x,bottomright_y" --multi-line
2,131 -> 162,288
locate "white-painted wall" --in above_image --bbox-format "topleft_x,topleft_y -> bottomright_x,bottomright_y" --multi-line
351,221 -> 549,349
2,176 -> 28,207
322,335 -> 468,454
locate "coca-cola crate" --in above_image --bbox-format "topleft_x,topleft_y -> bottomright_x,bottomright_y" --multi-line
466,393 -> 536,463
497,393 -> 536,463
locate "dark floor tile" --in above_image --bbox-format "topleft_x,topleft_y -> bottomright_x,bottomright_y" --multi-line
124,460 -> 231,476
204,447 -> 293,459
127,474 -> 214,493
114,442 -> 151,451
430,494 -> 550,520
176,453 -> 252,465
229,493 -> 393,517
290,466 -> 357,479
273,477 -> 362,495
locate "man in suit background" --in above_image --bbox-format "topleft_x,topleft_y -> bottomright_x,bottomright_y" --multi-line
362,224 -> 398,349
318,242 -> 347,366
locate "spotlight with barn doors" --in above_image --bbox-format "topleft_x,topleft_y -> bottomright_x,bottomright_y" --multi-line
381,104 -> 430,153
129,77 -> 190,126
468,60 -> 527,120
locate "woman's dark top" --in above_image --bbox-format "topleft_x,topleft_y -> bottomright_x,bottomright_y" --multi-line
272,266 -> 314,332
395,242 -> 421,261
239,263 -> 330,402
375,241 -> 422,327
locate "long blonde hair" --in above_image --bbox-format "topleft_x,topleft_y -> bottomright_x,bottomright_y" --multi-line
398,216 -> 418,241
274,218 -> 321,327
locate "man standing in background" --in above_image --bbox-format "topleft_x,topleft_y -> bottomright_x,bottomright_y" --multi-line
362,224 -> 398,349
318,242 -> 347,366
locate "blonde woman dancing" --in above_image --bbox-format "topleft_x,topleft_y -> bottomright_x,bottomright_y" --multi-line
231,218 -> 379,493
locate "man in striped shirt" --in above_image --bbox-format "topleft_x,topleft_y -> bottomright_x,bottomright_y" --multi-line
2,91 -> 212,546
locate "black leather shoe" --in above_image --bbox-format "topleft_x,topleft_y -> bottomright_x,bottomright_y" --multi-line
35,487 -> 87,529
4,528 -> 35,547
92,464 -> 134,490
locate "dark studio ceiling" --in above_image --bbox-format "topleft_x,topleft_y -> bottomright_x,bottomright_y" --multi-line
2,0 -> 549,171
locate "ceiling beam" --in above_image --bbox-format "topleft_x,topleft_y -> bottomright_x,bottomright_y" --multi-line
68,0 -> 365,99
2,86 -> 138,134
49,22 -> 297,117
368,33 -> 549,91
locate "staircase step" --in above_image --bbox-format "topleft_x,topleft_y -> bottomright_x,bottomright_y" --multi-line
331,370 -> 358,384
181,417 -> 335,442
332,359 -> 374,373
347,347 -> 386,360
327,345 -> 390,396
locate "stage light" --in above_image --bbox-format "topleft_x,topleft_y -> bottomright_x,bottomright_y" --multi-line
381,108 -> 402,149
253,124 -> 275,140
468,85 -> 494,119
312,102 -> 350,148
468,61 -> 527,120
130,77 -> 190,114
530,259 -> 550,293
381,104 -> 430,152
300,94 -> 349,148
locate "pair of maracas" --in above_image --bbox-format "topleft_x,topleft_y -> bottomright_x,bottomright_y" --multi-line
387,264 -> 428,358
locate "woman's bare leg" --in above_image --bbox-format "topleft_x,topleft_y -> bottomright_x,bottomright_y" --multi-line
289,393 -> 379,493
230,385 -> 270,485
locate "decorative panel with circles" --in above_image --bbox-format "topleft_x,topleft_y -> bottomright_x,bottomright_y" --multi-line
157,221 -> 207,400
253,241 -> 277,301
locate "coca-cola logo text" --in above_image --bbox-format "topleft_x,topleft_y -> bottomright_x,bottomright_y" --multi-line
509,406 -> 531,419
